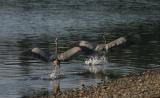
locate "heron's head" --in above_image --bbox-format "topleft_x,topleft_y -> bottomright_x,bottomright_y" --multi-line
52,59 -> 61,66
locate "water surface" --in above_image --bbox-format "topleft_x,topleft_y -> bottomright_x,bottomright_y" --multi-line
0,0 -> 160,98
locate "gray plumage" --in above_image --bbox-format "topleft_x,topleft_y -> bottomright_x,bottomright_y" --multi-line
30,37 -> 127,62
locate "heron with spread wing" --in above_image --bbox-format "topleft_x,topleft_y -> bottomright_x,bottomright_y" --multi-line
29,37 -> 126,70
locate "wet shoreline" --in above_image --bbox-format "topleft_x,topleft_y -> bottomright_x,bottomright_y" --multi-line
24,70 -> 160,98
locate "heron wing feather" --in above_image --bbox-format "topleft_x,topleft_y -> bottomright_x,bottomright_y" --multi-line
58,47 -> 82,61
31,48 -> 52,62
95,37 -> 127,52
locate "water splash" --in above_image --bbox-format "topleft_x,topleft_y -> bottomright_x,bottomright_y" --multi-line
84,65 -> 106,73
84,56 -> 108,73
49,67 -> 64,79
85,56 -> 107,65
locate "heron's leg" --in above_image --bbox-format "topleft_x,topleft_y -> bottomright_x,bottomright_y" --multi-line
53,64 -> 61,75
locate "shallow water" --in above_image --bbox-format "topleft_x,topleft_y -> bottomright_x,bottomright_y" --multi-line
0,0 -> 160,98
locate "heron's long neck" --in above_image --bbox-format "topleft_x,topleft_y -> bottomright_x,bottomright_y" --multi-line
103,35 -> 107,44
55,38 -> 58,57
54,64 -> 60,74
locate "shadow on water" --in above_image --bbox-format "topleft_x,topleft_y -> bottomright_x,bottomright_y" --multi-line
0,0 -> 160,98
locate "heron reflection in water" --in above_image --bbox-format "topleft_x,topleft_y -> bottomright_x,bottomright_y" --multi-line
27,36 -> 127,77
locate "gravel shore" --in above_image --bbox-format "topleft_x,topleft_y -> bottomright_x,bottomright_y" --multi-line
25,70 -> 160,98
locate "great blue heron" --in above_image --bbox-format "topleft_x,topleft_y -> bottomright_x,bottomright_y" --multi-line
29,37 -> 126,69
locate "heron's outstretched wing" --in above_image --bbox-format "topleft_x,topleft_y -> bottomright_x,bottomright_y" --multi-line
58,41 -> 95,61
30,48 -> 52,62
57,47 -> 81,61
95,37 -> 127,52
79,40 -> 94,49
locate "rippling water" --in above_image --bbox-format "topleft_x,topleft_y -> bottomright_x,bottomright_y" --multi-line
0,0 -> 160,98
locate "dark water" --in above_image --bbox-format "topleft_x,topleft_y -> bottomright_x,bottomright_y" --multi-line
0,0 -> 160,98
